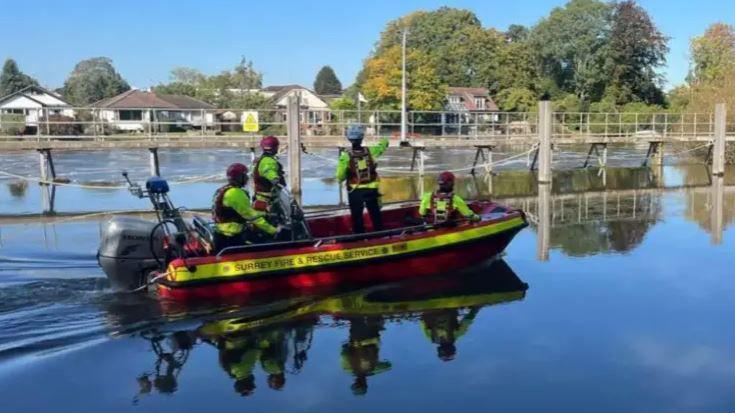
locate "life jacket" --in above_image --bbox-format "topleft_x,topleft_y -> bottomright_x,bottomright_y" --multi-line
429,191 -> 455,224
212,184 -> 248,225
347,148 -> 378,187
253,155 -> 285,196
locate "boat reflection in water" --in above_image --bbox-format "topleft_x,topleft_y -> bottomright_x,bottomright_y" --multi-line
131,259 -> 527,399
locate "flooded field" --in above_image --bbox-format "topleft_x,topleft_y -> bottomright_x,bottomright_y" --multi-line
1,148 -> 734,412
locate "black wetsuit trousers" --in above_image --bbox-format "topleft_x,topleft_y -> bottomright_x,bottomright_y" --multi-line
348,188 -> 383,234
213,231 -> 247,254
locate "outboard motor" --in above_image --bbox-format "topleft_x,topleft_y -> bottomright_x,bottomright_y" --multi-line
270,186 -> 312,241
98,216 -> 168,291
98,173 -> 190,291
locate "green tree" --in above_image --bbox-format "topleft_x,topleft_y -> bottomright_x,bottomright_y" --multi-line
496,87 -> 537,112
314,66 -> 343,95
528,0 -> 614,102
62,57 -> 130,105
689,23 -> 735,85
0,59 -> 39,97
329,96 -> 357,110
152,82 -> 198,97
505,24 -> 529,43
495,41 -> 540,93
154,58 -> 265,108
169,67 -> 206,86
666,85 -> 691,111
363,8 -> 507,91
604,0 -> 668,105
231,57 -> 263,89
361,45 -> 446,110
553,93 -> 583,112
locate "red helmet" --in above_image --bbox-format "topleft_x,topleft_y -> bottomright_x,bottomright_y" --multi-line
437,171 -> 455,186
260,136 -> 279,153
227,163 -> 248,183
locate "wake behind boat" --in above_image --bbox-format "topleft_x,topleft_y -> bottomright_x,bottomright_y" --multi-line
98,175 -> 527,301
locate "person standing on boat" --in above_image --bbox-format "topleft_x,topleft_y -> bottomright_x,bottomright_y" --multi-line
336,124 -> 389,233
419,171 -> 480,225
252,136 -> 286,212
212,163 -> 277,253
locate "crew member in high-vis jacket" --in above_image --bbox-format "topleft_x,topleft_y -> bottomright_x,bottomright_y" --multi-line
252,136 -> 286,212
212,163 -> 277,253
419,171 -> 480,225
335,124 -> 389,233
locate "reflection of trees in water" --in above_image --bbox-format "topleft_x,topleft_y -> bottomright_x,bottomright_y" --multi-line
680,165 -> 735,233
378,167 -> 658,202
549,219 -> 656,257
549,194 -> 661,256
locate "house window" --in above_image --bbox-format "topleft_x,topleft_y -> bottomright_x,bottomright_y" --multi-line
475,98 -> 485,110
119,110 -> 143,121
449,96 -> 461,104
5,108 -> 25,115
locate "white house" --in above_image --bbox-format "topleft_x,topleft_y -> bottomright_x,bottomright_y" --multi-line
0,86 -> 74,132
442,87 -> 500,134
261,85 -> 331,125
93,89 -> 215,132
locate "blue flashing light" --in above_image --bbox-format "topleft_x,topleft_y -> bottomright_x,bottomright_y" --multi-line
146,176 -> 170,194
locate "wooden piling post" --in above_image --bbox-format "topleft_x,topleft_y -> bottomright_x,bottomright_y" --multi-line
338,147 -> 345,206
415,146 -> 426,195
38,150 -> 48,184
148,148 -> 160,177
712,103 -> 726,176
287,94 -> 302,199
538,101 -> 552,183
711,175 -> 724,244
37,149 -> 57,183
537,183 -> 551,261
486,147 -> 493,175
652,142 -> 664,167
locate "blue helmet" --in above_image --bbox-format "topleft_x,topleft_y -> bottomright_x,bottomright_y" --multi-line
346,123 -> 365,141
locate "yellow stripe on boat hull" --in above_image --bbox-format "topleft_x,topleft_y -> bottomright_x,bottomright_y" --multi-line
168,216 -> 526,284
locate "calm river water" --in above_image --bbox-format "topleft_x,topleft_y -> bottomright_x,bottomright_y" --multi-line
0,148 -> 733,412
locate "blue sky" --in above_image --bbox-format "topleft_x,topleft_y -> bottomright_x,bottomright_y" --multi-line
0,0 -> 731,91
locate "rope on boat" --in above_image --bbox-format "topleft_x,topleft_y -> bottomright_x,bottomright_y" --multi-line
303,150 -> 339,165
130,271 -> 168,293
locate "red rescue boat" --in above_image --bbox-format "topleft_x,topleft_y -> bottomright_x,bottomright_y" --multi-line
98,177 -> 527,301
157,201 -> 527,301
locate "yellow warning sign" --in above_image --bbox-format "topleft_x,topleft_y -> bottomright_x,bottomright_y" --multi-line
242,111 -> 259,132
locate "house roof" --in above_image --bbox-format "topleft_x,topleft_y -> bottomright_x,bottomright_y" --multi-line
447,87 -> 490,97
93,89 -> 215,109
0,85 -> 71,107
262,84 -> 306,92
446,86 -> 499,111
265,85 -> 329,109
